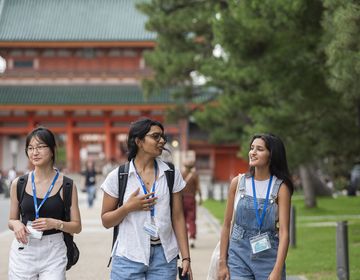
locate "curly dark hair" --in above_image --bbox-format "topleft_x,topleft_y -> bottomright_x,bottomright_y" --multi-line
127,118 -> 165,161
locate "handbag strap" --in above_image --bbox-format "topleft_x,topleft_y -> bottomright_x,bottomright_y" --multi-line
229,173 -> 244,236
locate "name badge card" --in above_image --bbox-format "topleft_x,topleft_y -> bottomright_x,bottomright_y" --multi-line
249,232 -> 271,254
26,221 -> 43,240
143,221 -> 159,238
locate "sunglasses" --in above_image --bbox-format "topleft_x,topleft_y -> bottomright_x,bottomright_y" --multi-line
145,133 -> 167,143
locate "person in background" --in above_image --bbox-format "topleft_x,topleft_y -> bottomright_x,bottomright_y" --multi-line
8,166 -> 17,185
82,160 -> 98,208
0,169 -> 4,194
8,126 -> 81,279
181,159 -> 202,249
102,157 -> 117,177
218,133 -> 293,280
101,118 -> 192,279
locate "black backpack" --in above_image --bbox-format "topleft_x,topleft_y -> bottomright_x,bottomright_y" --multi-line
17,174 -> 79,270
107,161 -> 175,267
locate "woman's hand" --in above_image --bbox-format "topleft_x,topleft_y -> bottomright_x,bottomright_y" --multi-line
31,218 -> 57,231
268,269 -> 282,280
181,259 -> 193,280
218,261 -> 230,280
124,188 -> 157,212
13,220 -> 29,244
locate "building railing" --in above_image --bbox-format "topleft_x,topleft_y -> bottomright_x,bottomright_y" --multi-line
0,68 -> 153,79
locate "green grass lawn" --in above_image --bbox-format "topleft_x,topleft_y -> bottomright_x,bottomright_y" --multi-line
203,195 -> 360,280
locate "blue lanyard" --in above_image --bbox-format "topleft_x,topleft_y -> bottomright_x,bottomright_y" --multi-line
133,160 -> 157,217
251,175 -> 273,232
31,170 -> 60,219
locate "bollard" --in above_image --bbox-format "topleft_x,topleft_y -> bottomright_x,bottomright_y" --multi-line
220,183 -> 225,202
336,221 -> 349,280
207,182 -> 214,200
289,205 -> 296,248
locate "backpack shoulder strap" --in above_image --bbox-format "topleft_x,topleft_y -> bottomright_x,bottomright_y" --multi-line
62,176 -> 73,222
117,162 -> 130,207
108,162 -> 129,267
17,174 -> 29,204
164,161 -> 175,193
17,174 -> 29,216
164,162 -> 175,216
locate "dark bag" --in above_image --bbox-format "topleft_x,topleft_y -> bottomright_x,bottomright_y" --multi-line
107,161 -> 175,267
63,176 -> 80,270
17,174 -> 79,271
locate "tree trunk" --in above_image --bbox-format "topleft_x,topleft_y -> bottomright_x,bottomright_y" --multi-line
299,163 -> 333,208
299,164 -> 317,208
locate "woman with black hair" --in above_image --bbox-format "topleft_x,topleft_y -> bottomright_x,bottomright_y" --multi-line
101,118 -> 192,280
218,133 -> 293,280
8,127 -> 81,279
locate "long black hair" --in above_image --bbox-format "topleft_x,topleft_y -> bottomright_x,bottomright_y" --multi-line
127,118 -> 165,161
25,126 -> 57,164
249,133 -> 294,195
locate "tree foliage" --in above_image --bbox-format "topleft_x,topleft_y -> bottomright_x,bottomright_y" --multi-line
139,0 -> 360,177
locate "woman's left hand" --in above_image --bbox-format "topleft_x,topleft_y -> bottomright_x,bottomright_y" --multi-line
268,270 -> 281,280
181,259 -> 193,280
31,218 -> 57,231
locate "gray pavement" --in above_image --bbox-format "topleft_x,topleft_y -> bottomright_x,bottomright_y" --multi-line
0,195 -> 10,232
0,176 -> 307,279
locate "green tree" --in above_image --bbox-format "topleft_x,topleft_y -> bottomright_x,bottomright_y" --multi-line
139,0 -> 360,207
323,0 -> 360,127
137,1 -> 218,102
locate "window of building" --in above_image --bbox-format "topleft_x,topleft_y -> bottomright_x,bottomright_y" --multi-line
35,111 -> 49,116
24,49 -> 38,57
57,49 -> 71,57
83,48 -> 95,59
42,49 -> 56,57
123,49 -> 137,57
13,59 -> 34,68
197,154 -> 210,169
10,49 -> 23,57
108,48 -> 121,57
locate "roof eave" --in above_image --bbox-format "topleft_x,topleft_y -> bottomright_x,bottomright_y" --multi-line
0,40 -> 156,48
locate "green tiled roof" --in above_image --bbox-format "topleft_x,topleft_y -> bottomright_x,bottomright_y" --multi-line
0,85 -> 175,105
0,0 -> 155,41
0,85 -> 216,105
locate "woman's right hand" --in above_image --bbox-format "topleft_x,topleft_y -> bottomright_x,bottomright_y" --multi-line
218,262 -> 230,280
13,220 -> 29,244
125,188 -> 157,212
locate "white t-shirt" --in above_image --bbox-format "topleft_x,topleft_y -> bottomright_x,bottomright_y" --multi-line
235,175 -> 278,210
244,176 -> 277,198
101,159 -> 186,265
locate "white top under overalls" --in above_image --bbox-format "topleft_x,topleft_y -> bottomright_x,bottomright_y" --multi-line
234,175 -> 279,210
101,159 -> 186,266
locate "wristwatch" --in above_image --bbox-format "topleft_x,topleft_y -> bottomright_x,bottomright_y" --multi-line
58,221 -> 64,230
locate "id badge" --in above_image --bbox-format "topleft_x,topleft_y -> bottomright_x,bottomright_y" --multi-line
26,221 -> 43,240
143,221 -> 159,238
249,232 -> 271,254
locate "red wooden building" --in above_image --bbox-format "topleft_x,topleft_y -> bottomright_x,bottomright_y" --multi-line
0,0 -> 247,180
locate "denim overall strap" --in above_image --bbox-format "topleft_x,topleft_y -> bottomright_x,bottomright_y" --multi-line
270,178 -> 283,200
238,174 -> 246,192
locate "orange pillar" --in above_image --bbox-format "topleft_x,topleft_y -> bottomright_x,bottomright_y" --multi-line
73,134 -> 80,172
179,118 -> 188,152
27,111 -> 36,131
65,112 -> 74,172
104,111 -> 112,161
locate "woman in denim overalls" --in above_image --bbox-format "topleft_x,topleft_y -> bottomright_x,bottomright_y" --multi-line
218,134 -> 293,280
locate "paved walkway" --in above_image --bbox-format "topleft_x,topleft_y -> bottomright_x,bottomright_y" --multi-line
0,187 -> 221,279
0,176 -> 307,279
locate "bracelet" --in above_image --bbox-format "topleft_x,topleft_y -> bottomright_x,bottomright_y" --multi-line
182,257 -> 191,263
